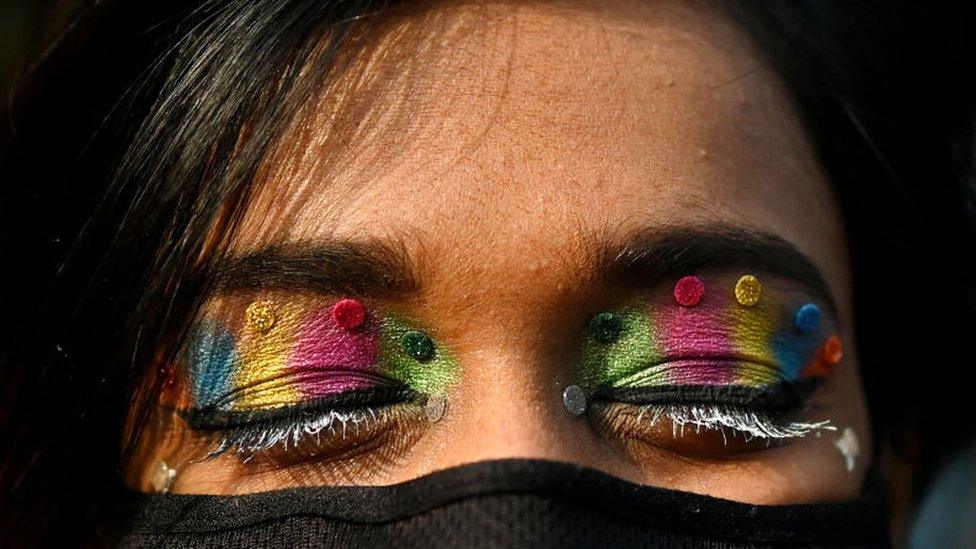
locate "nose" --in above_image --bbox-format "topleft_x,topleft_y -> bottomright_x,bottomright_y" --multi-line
409,287 -> 627,479
431,349 -> 604,471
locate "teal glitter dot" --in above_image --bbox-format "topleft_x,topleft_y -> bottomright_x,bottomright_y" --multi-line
794,303 -> 822,334
400,330 -> 435,361
588,312 -> 623,344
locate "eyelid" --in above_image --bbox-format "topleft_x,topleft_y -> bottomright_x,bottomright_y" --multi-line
163,296 -> 461,465
201,367 -> 399,413
581,280 -> 836,379
596,377 -> 822,413
608,357 -> 788,385
205,400 -> 428,462
172,297 -> 459,400
183,385 -> 421,431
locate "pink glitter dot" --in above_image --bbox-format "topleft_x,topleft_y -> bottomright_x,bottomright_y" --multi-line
332,298 -> 366,330
673,275 -> 705,307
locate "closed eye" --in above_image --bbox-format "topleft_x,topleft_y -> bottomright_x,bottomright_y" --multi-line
595,375 -> 822,412
183,385 -> 421,431
195,368 -> 404,415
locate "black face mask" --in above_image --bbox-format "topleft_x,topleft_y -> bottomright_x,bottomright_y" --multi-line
122,459 -> 889,548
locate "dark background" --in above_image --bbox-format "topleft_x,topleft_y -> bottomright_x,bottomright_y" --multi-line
1,0 -> 59,100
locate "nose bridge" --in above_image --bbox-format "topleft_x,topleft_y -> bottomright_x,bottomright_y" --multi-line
410,204 -> 610,468
434,339 -> 591,467
422,281 -> 605,469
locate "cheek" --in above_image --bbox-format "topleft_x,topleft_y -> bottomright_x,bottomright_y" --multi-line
602,407 -> 867,504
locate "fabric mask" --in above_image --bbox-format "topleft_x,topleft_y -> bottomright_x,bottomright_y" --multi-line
122,459 -> 889,548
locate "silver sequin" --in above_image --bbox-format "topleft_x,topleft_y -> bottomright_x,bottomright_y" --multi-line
562,385 -> 587,416
835,427 -> 860,473
425,395 -> 447,423
151,461 -> 177,493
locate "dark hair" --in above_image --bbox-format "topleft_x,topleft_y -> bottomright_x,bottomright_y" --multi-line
1,1 -> 973,544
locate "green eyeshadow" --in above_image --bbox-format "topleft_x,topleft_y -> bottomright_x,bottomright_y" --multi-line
379,314 -> 460,396
579,308 -> 659,391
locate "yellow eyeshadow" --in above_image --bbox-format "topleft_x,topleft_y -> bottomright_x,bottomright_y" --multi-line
730,299 -> 779,386
234,300 -> 307,410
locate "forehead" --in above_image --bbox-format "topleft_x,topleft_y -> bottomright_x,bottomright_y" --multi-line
235,0 -> 844,292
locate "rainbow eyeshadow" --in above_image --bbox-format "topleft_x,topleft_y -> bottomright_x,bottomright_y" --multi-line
161,297 -> 460,429
580,273 -> 840,410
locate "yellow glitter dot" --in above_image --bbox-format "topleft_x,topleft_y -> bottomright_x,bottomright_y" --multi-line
734,275 -> 763,306
245,300 -> 277,332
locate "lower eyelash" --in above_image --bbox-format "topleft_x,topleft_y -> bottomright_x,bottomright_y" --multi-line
209,407 -> 386,458
637,403 -> 835,441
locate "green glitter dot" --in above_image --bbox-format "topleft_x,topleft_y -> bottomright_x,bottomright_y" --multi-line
588,312 -> 623,344
400,330 -> 435,361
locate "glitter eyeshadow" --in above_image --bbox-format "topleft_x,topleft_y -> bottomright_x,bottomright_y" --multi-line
579,275 -> 838,398
172,300 -> 460,416
734,275 -> 763,306
579,309 -> 656,388
661,303 -> 736,385
185,321 -> 236,408
588,312 -> 624,344
290,301 -> 380,398
236,301 -> 305,409
379,316 -> 458,395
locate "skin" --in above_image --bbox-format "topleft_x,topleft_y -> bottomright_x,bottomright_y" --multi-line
130,0 -> 871,504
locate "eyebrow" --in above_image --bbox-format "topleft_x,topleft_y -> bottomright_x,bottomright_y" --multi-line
208,240 -> 416,297
207,226 -> 836,312
605,226 -> 837,312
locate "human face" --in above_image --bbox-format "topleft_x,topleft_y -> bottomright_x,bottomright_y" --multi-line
130,0 -> 869,504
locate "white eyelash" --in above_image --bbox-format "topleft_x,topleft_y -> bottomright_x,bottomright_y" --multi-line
207,403 -> 831,459
638,404 -> 835,442
209,407 -> 380,459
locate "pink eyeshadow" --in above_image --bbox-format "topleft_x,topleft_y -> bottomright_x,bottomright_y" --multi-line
655,289 -> 735,385
290,304 -> 381,398
663,359 -> 740,385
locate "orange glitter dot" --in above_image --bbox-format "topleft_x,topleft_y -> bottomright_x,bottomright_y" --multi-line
821,335 -> 843,367
802,355 -> 831,379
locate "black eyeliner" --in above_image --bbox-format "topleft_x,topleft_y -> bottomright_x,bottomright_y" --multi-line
183,386 -> 421,431
593,379 -> 822,413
